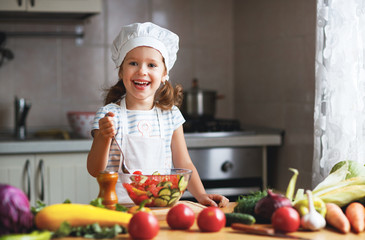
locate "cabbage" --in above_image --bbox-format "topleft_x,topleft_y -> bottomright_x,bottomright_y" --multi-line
0,184 -> 34,235
329,160 -> 365,179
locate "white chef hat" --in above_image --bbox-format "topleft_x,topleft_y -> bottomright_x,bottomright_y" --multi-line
111,22 -> 179,80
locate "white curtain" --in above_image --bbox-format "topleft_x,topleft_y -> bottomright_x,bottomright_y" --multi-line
313,0 -> 365,187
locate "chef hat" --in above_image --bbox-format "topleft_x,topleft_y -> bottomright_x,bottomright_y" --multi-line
111,22 -> 179,80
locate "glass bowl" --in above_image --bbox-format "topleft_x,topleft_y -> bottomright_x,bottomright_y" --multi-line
119,168 -> 192,207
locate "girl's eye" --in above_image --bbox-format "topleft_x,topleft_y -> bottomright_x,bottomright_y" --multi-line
129,62 -> 138,66
148,63 -> 157,68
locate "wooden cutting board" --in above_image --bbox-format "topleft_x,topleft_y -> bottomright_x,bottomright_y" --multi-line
151,201 -> 206,221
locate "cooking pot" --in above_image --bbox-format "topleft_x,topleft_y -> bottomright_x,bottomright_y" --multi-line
181,79 -> 223,119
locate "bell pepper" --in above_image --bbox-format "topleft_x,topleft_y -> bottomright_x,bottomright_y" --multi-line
294,196 -> 327,217
128,199 -> 152,214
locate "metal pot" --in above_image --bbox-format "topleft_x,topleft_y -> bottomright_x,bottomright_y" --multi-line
181,79 -> 222,119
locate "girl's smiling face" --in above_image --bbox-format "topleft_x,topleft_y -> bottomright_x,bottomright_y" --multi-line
120,46 -> 166,110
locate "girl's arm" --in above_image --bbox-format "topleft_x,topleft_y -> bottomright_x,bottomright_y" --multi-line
87,112 -> 116,177
171,125 -> 229,207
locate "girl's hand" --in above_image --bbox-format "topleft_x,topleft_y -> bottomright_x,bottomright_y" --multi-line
98,112 -> 117,139
197,194 -> 229,208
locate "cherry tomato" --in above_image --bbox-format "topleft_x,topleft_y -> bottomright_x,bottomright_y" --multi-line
271,206 -> 300,233
128,211 -> 159,239
167,204 -> 195,230
197,207 -> 226,232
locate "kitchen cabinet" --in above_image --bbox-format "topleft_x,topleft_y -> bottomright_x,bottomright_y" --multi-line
0,153 -> 99,205
0,0 -> 101,13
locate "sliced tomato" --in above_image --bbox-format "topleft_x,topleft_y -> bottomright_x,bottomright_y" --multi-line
147,184 -> 163,197
134,194 -> 149,205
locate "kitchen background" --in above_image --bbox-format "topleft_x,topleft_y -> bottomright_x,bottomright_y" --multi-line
0,0 -> 316,193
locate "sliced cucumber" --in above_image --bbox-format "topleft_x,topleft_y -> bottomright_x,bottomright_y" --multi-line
154,197 -> 168,207
157,181 -> 173,188
171,191 -> 181,198
160,195 -> 171,201
163,181 -> 173,187
158,188 -> 171,196
178,176 -> 188,191
168,197 -> 179,205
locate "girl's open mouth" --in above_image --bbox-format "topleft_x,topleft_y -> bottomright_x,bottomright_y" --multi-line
133,80 -> 151,86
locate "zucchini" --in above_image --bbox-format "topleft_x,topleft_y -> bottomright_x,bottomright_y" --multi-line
178,176 -> 188,191
158,188 -> 171,196
225,213 -> 256,226
35,203 -> 132,231
0,231 -> 52,240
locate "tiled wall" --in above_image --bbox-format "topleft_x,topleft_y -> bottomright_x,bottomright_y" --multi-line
0,0 -> 234,131
234,0 -> 316,190
0,0 -> 316,191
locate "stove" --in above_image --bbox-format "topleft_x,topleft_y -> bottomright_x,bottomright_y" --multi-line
182,118 -> 263,202
183,118 -> 241,133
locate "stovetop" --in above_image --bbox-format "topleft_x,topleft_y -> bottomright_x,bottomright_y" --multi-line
183,118 -> 285,138
183,118 -> 241,133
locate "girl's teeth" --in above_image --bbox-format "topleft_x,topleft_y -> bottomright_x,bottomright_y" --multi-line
134,81 -> 150,86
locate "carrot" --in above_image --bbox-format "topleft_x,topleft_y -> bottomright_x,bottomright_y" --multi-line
345,202 -> 365,233
325,203 -> 350,233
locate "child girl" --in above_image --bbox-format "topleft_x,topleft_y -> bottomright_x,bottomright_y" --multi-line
87,22 -> 228,207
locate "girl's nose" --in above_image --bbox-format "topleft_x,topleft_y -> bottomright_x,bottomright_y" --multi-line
137,64 -> 147,75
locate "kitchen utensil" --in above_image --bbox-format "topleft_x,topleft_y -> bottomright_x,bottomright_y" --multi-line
15,97 -> 31,140
119,168 -> 192,207
104,113 -> 130,174
97,171 -> 118,210
181,78 -> 224,119
231,223 -> 311,240
111,136 -> 129,174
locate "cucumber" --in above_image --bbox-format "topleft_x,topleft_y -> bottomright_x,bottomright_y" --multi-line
171,191 -> 181,198
160,195 -> 171,201
158,188 -> 171,196
153,198 -> 168,207
225,213 -> 256,226
157,181 -> 172,188
168,197 -> 179,205
178,176 -> 188,191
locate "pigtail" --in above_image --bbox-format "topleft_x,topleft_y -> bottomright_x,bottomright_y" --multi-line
104,79 -> 126,105
155,81 -> 183,110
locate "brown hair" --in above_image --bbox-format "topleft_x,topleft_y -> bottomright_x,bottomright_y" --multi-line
103,77 -> 183,110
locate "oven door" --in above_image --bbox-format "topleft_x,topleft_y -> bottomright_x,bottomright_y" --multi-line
182,147 -> 263,201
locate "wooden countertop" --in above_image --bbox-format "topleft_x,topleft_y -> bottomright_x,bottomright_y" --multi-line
144,202 -> 364,240
58,202 -> 365,240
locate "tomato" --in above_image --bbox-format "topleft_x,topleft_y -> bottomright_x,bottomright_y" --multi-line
167,204 -> 195,230
128,211 -> 159,239
271,206 -> 300,233
197,207 -> 226,232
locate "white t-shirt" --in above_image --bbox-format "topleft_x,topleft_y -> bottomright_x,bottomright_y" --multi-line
92,103 -> 185,171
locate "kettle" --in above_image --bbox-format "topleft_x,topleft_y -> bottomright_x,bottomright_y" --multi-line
15,97 -> 31,140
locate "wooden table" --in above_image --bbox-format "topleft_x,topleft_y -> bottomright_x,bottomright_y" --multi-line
61,202 -> 365,240
145,202 -> 364,240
